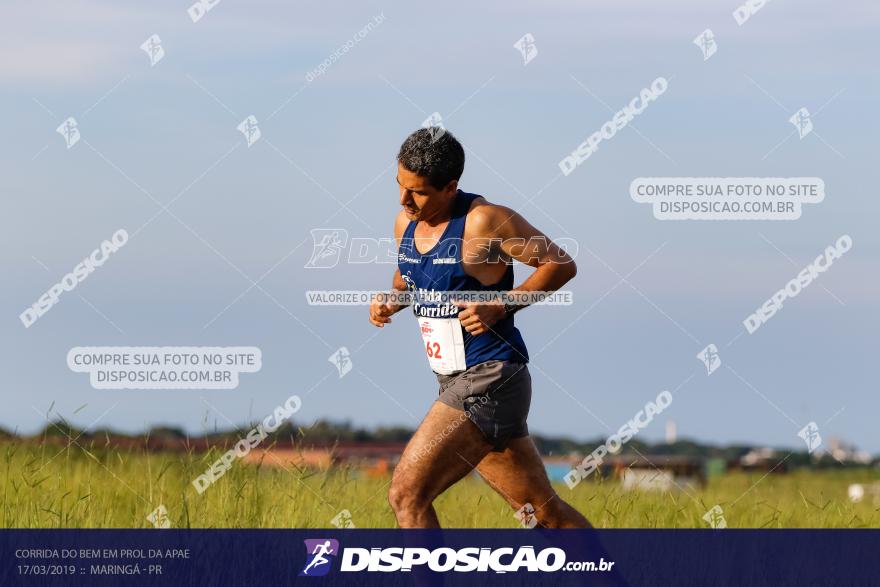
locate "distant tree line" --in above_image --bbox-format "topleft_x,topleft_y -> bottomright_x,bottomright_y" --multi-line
3,420 -> 874,468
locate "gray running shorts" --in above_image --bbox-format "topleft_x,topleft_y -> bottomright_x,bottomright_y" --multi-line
436,360 -> 531,451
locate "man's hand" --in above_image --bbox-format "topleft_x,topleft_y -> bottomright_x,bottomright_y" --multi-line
369,292 -> 400,327
455,301 -> 506,336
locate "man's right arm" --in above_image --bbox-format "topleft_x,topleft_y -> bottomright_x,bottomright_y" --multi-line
369,211 -> 410,327
388,209 -> 412,311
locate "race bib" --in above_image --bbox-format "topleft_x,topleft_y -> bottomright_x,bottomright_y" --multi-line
418,317 -> 466,375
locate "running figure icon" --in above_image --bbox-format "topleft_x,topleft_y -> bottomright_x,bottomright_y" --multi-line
302,540 -> 335,575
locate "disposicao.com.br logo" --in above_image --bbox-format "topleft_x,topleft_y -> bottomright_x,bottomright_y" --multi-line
300,539 -> 615,574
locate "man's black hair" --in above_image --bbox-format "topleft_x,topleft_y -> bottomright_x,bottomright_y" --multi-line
396,128 -> 465,190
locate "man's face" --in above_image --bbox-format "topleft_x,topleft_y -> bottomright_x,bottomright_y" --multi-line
397,163 -> 457,221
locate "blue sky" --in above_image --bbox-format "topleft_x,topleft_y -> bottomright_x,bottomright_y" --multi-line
1,0 -> 878,452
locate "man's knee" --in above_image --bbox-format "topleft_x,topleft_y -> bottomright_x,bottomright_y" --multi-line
388,476 -> 433,514
531,495 -> 588,528
535,498 -> 565,525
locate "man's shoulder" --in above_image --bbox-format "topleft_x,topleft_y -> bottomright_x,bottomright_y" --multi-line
464,197 -> 516,238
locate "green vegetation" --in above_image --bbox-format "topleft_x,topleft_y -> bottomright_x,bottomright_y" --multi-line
3,440 -> 878,529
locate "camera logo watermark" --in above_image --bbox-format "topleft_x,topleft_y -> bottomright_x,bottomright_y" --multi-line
193,394 -> 302,494
798,421 -> 822,453
330,509 -> 356,529
513,33 -> 538,65
565,390 -> 673,489
146,505 -> 171,529
743,235 -> 851,334
693,29 -> 717,61
140,35 -> 165,67
702,505 -> 727,529
422,112 -> 445,142
514,503 -> 538,528
559,77 -> 667,176
789,107 -> 813,139
631,177 -> 824,220
188,0 -> 221,23
56,117 -> 80,149
67,346 -> 261,389
306,229 -> 349,268
697,344 -> 721,375
328,347 -> 352,378
237,115 -> 261,147
21,229 -> 128,328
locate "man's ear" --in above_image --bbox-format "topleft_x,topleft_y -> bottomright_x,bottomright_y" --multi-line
444,179 -> 459,196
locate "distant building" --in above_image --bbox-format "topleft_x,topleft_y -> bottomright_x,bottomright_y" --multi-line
602,455 -> 706,492
242,441 -> 407,471
822,437 -> 872,464
737,447 -> 787,472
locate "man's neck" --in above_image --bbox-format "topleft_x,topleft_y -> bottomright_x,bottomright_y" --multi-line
420,191 -> 459,227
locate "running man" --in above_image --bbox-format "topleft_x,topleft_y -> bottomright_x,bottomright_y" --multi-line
370,128 -> 590,529
302,541 -> 334,575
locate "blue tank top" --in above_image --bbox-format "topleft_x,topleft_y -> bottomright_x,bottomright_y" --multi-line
397,190 -> 529,369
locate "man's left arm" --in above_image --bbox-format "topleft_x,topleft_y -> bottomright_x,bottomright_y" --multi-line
456,205 -> 576,336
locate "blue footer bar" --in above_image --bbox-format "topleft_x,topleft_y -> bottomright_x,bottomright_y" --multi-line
2,529 -> 878,585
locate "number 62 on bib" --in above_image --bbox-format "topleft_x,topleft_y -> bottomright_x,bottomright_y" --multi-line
418,317 -> 466,375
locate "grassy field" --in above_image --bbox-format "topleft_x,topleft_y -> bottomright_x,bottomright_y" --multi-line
3,441 -> 878,528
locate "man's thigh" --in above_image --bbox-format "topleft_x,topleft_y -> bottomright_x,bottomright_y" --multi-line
475,435 -> 557,510
393,401 -> 494,501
